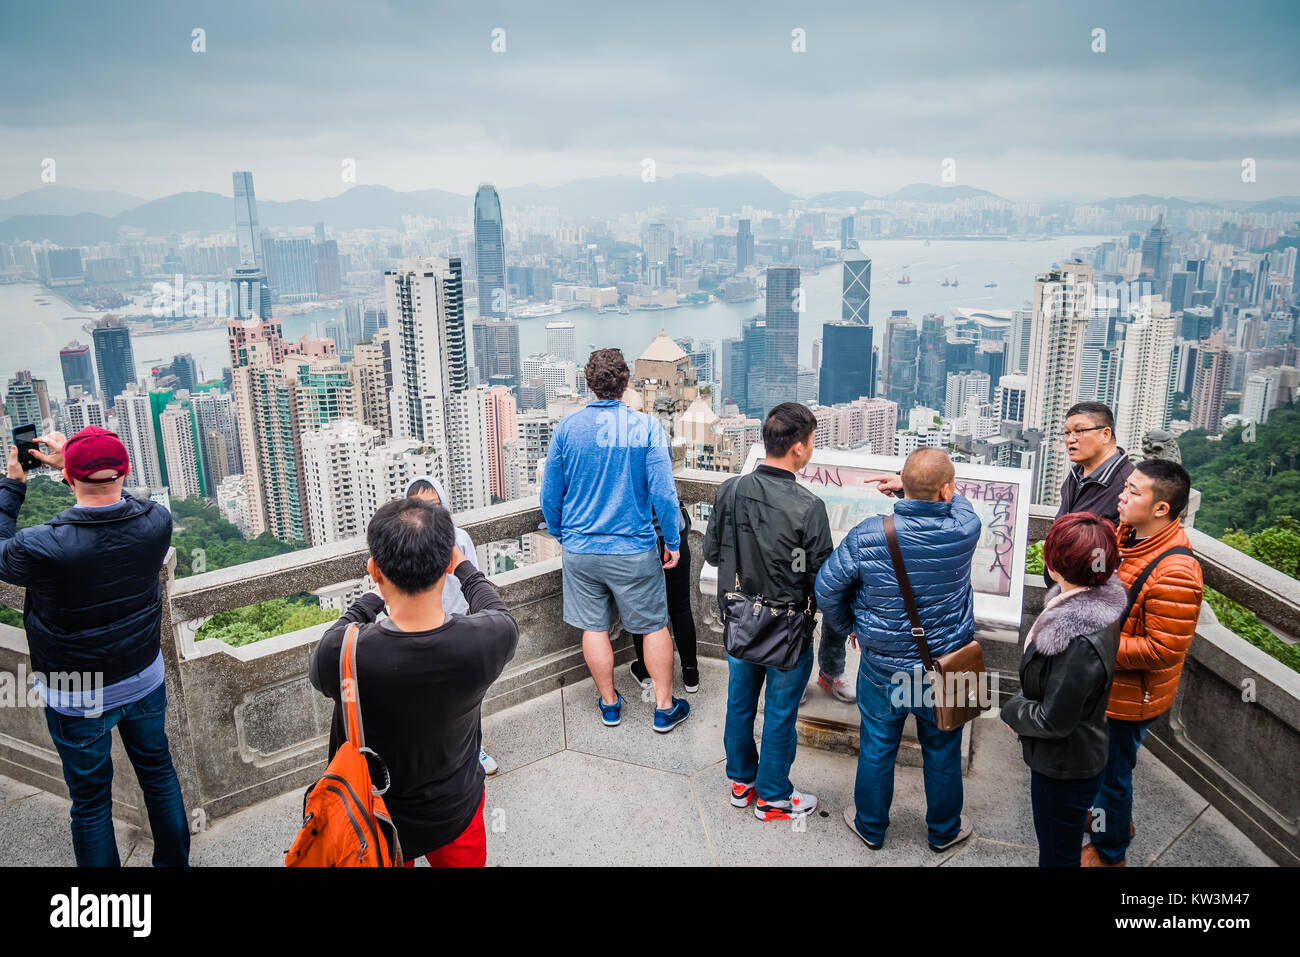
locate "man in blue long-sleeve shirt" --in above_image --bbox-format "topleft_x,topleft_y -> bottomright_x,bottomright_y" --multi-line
540,348 -> 689,733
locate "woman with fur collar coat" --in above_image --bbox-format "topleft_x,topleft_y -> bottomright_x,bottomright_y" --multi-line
1002,513 -> 1128,866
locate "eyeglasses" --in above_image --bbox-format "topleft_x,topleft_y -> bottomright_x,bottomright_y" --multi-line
1060,426 -> 1108,438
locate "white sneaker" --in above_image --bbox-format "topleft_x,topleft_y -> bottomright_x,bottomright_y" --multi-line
754,788 -> 818,821
479,747 -> 498,775
817,671 -> 857,703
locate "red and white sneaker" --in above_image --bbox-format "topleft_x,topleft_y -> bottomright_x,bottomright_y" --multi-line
730,780 -> 756,808
754,788 -> 818,821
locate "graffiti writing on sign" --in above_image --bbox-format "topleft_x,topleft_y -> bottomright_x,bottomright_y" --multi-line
956,480 -> 1017,586
796,465 -> 845,488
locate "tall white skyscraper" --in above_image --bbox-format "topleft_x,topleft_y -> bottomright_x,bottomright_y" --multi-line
1008,308 -> 1033,375
1114,301 -> 1175,451
1025,262 -> 1095,505
159,403 -> 204,500
944,371 -> 991,419
116,385 -> 164,490
996,373 -> 1028,426
385,257 -> 486,510
62,390 -> 105,434
191,390 -> 242,475
1242,371 -> 1279,425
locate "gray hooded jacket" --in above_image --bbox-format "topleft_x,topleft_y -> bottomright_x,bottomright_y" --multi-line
403,475 -> 481,617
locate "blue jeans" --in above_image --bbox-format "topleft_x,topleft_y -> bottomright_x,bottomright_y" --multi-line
43,682 -> 190,867
851,663 -> 963,846
1031,770 -> 1102,867
817,623 -> 848,678
724,643 -> 815,801
1089,716 -> 1155,864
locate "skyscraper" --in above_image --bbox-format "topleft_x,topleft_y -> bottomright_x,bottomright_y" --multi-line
5,370 -> 51,428
1114,304 -> 1175,450
159,402 -> 205,500
764,267 -> 800,415
315,240 -> 342,297
472,318 -> 521,388
880,311 -> 912,398
116,385 -> 164,490
351,331 -> 393,438
262,238 -> 318,302
1025,262 -> 1095,504
170,353 -> 198,393
840,215 -> 855,250
736,219 -> 754,271
546,321 -> 576,364
474,184 -> 507,320
721,335 -> 747,413
233,171 -> 263,266
1190,333 -> 1230,434
819,321 -> 873,406
917,315 -> 948,408
997,374 -> 1028,425
944,371 -> 991,419
743,317 -> 767,420
59,341 -> 96,399
387,257 -> 488,510
841,249 -> 871,325
1007,309 -> 1033,375
644,223 -> 670,275
62,390 -> 105,434
1140,214 -> 1171,285
230,266 -> 273,320
886,322 -> 919,411
92,315 -> 136,412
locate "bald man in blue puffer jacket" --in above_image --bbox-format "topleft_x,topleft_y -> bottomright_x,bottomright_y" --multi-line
815,448 -> 982,854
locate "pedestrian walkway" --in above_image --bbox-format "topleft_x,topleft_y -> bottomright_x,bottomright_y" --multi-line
0,659 -> 1274,867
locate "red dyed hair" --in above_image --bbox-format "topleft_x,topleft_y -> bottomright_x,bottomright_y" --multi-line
1044,512 -> 1119,587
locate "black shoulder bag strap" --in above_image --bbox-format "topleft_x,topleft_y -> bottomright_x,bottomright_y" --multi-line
1120,546 -> 1198,626
883,513 -> 936,672
726,474 -> 746,593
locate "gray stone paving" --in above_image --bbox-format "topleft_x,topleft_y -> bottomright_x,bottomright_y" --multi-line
0,659 -> 1276,867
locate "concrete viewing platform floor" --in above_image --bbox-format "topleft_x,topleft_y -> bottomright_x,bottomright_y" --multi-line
0,659 -> 1275,867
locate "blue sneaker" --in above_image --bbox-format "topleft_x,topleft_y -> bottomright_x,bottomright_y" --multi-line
653,697 -> 690,733
599,691 -> 624,726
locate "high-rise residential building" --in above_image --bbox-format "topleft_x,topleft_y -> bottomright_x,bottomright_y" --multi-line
233,171 -> 263,266
263,238 -> 318,302
351,330 -> 393,438
385,257 -> 487,509
116,385 -> 164,490
764,267 -> 800,415
484,385 -> 517,502
472,318 -> 521,388
92,315 -> 136,412
445,387 -> 492,511
944,371 -> 991,419
62,389 -> 105,434
736,219 -> 754,271
59,341 -> 96,399
5,370 -> 51,429
521,354 -> 579,405
217,474 -> 250,538
1008,309 -> 1033,375
675,337 -> 717,386
1114,303 -> 1175,450
474,184 -> 507,320
159,402 -> 204,500
886,321 -> 919,411
514,410 -> 554,496
1026,262 -> 1095,504
191,389 -> 242,476
230,266 -> 273,320
301,420 -> 377,546
997,373 -> 1028,426
546,321 -> 576,363
819,321 -> 873,406
1190,333 -> 1231,434
200,428 -> 232,494
917,315 -> 948,408
1242,370 -> 1280,425
841,250 -> 871,325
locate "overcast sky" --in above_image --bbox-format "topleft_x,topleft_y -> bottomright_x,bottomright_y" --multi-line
2,0 -> 1298,204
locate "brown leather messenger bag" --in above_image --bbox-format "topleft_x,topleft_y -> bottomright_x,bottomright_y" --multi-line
882,513 -> 988,731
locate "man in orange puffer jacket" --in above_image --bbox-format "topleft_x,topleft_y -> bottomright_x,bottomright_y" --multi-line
1083,459 -> 1203,867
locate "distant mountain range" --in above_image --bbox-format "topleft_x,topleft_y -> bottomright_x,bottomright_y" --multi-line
1,177 -> 1297,246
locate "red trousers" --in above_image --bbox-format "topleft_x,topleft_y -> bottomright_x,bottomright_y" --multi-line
402,789 -> 486,867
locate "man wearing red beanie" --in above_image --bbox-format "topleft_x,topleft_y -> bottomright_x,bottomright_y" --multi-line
2,427 -> 188,866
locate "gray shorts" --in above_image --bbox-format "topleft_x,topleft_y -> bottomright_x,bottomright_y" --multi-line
561,546 -> 668,634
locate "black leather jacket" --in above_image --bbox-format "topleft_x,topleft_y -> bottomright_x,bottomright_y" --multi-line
1001,579 -> 1127,779
702,464 -> 833,615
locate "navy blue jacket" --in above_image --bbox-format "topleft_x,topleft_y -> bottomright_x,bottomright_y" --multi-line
0,478 -> 173,685
814,494 -> 982,674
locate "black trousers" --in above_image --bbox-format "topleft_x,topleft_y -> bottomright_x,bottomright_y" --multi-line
1030,769 -> 1103,867
630,536 -> 699,671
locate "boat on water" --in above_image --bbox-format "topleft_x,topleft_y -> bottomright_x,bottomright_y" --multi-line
897,274 -> 911,285
984,281 -> 997,288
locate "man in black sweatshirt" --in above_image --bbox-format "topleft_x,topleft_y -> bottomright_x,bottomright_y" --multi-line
309,498 -> 518,866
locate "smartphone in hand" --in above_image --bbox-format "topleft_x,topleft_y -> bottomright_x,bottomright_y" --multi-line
12,424 -> 40,471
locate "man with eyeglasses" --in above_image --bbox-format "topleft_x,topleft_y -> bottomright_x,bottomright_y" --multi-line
1046,402 -> 1134,586
1055,402 -> 1133,525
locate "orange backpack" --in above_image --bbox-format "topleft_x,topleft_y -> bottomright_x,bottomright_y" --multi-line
285,623 -> 402,866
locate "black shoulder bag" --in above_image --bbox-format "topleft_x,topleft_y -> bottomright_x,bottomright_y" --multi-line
720,475 -> 815,671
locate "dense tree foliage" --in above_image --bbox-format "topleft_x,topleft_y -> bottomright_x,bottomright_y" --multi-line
195,595 -> 338,647
1179,403 -> 1300,538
